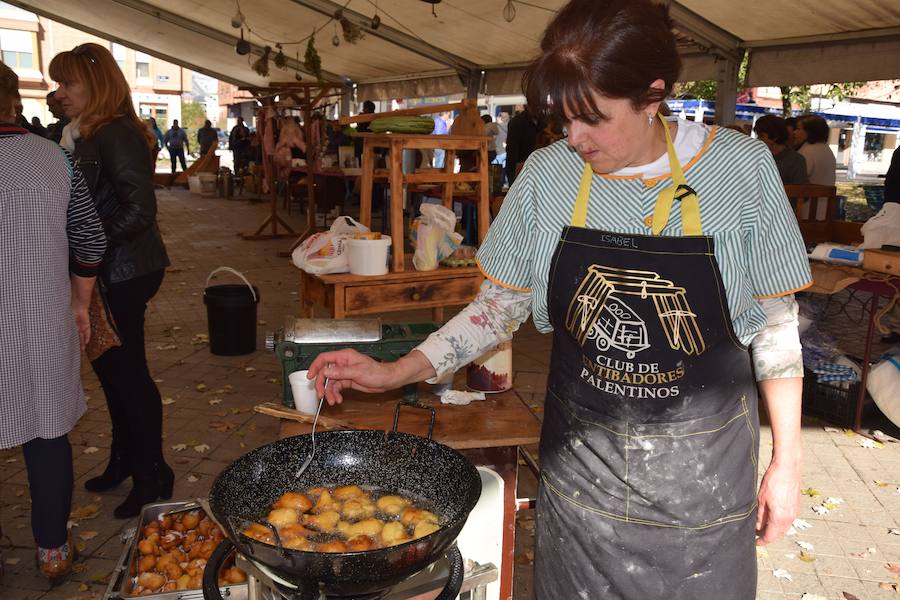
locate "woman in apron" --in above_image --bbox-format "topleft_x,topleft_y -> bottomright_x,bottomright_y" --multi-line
309,1 -> 811,597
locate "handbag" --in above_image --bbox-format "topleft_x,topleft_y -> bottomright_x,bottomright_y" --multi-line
85,282 -> 121,361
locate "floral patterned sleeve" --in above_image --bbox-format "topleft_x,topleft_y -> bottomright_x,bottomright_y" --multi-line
751,295 -> 804,382
414,280 -> 532,382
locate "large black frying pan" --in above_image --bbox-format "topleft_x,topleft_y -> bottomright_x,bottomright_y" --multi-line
206,402 -> 482,597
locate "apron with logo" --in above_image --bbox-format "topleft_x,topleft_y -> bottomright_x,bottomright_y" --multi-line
534,116 -> 759,599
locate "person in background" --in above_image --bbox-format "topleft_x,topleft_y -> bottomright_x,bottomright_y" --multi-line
504,106 -> 541,186
796,115 -> 836,186
197,119 -> 218,156
432,111 -> 450,168
163,119 -> 189,173
784,117 -> 800,150
307,1 -> 810,597
754,115 -> 809,184
30,116 -> 48,138
229,116 -> 251,174
148,117 -> 164,151
482,114 -> 500,164
46,91 -> 70,144
50,43 -> 172,519
354,100 -> 376,162
883,143 -> 899,204
0,60 -> 106,583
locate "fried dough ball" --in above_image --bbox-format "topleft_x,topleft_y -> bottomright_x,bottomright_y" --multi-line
312,489 -> 338,513
337,518 -> 383,539
170,548 -> 188,564
283,536 -> 314,551
161,581 -> 178,593
159,515 -> 173,529
199,540 -> 218,560
172,521 -> 186,533
376,495 -> 410,516
333,485 -> 366,501
159,531 -> 183,551
243,523 -> 275,543
224,566 -> 247,584
188,574 -> 203,589
274,492 -> 313,513
141,522 -> 160,538
304,510 -> 340,533
341,498 -> 376,520
131,586 -> 145,595
138,572 -> 166,591
306,486 -> 328,499
380,521 -> 410,546
138,539 -> 158,556
181,511 -> 201,530
347,535 -> 375,552
176,574 -> 191,590
163,561 -> 183,580
400,507 -> 439,528
188,558 -> 207,571
197,517 -> 214,537
267,508 -> 300,528
183,531 -> 199,548
318,540 -> 348,553
279,523 -> 314,540
414,521 -> 440,540
137,554 -> 157,572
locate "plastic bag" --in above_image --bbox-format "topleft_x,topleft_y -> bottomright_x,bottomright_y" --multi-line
867,346 -> 900,428
412,204 -> 463,271
860,203 -> 900,250
291,216 -> 369,275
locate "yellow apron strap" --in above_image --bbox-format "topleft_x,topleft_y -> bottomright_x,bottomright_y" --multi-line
651,113 -> 702,236
570,162 -> 594,228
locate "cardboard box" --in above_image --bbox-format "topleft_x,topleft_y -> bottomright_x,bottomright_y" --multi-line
863,248 -> 900,275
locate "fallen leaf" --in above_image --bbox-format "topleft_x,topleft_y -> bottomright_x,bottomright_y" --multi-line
843,429 -> 857,437
209,421 -> 236,433
800,594 -> 825,600
258,320 -> 267,325
823,427 -> 841,433
812,505 -> 829,515
841,593 -> 859,600
78,583 -> 89,592
799,550 -> 815,562
797,541 -> 814,551
858,438 -> 884,449
244,366 -> 256,372
208,398 -> 222,405
239,442 -> 247,449
878,582 -> 899,593
153,378 -> 164,383
171,443 -> 187,452
155,344 -> 178,350
890,529 -> 900,536
267,378 -> 278,384
187,474 -> 199,483
78,530 -> 98,541
193,444 -> 211,453
4,457 -> 17,463
70,503 -> 101,520
786,527 -> 798,537
190,333 -> 209,345
172,326 -> 182,331
875,480 -> 891,487
5,557 -> 20,565
196,384 -> 208,392
851,547 -> 878,559
793,518 -> 813,531
773,568 -> 792,581
802,488 -> 821,497
161,397 -> 176,405
825,497 -> 844,505
887,563 -> 900,575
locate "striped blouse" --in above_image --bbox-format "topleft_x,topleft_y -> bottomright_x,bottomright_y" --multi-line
477,123 -> 813,345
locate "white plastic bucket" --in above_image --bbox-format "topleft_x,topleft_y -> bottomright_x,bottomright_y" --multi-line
346,237 -> 392,276
188,175 -> 202,194
198,172 -> 217,197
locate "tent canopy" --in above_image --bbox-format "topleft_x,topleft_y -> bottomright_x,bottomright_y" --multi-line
11,0 -> 900,100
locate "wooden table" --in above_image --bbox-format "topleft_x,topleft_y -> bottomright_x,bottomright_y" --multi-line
300,258 -> 482,322
278,380 -> 542,600
809,262 -> 900,433
357,133 -> 490,273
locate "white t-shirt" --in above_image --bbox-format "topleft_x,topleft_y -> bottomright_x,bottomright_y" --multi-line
614,118 -> 710,178
798,143 -> 837,186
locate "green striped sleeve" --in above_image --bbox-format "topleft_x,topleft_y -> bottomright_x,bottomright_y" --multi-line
747,145 -> 813,298
476,165 -> 535,291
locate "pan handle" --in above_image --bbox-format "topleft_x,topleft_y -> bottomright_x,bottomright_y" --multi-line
392,399 -> 436,440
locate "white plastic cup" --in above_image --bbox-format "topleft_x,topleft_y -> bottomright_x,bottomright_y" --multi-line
288,370 -> 319,414
346,237 -> 392,276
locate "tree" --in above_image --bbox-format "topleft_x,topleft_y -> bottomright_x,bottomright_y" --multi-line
779,82 -> 864,116
180,100 -> 207,130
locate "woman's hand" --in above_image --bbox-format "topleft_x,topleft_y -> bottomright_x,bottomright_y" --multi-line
307,349 -> 436,406
72,303 -> 91,352
755,460 -> 801,545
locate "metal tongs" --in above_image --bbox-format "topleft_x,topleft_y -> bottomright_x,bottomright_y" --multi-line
294,377 -> 327,478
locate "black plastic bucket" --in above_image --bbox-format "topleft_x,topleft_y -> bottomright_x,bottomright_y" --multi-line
204,267 -> 260,356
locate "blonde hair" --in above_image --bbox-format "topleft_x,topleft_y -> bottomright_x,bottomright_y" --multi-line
48,43 -> 155,148
0,61 -> 19,122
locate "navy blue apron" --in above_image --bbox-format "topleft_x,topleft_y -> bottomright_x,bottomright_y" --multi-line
534,116 -> 759,599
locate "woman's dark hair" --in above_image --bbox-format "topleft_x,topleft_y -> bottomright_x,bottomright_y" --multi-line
784,117 -> 798,130
524,0 -> 681,123
799,115 -> 830,145
753,115 -> 789,145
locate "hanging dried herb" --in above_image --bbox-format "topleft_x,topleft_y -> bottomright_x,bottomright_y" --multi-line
252,45 -> 272,77
334,9 -> 364,44
273,44 -> 287,69
304,35 -> 323,82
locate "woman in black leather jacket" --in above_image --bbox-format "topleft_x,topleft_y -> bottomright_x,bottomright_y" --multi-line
50,43 -> 173,519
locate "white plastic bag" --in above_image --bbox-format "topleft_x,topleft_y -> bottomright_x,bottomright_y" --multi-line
412,204 -> 463,271
291,216 -> 369,275
860,203 -> 900,250
867,346 -> 900,428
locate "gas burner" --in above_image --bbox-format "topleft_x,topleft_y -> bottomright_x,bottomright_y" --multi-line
235,553 -> 392,600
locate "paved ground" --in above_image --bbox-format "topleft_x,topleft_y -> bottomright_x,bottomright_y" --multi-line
1,188 -> 899,599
